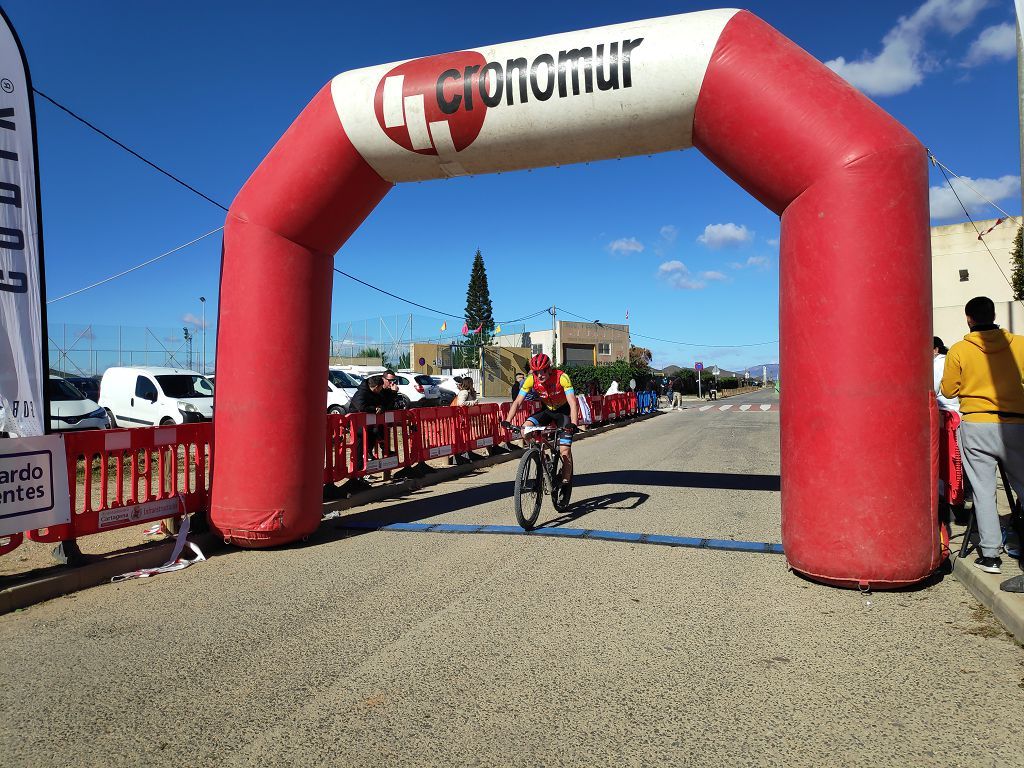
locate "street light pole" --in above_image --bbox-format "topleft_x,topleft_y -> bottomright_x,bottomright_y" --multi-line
199,296 -> 207,373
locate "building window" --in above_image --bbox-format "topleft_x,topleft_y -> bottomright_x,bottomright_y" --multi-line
531,344 -> 543,355
597,343 -> 611,355
959,269 -> 969,282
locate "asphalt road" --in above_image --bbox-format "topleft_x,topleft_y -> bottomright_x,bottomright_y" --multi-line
2,390 -> 1022,767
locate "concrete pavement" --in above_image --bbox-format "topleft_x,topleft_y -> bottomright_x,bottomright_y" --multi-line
1,390 -> 1022,767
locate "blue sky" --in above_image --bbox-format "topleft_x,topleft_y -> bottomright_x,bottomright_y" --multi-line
5,0 -> 1020,370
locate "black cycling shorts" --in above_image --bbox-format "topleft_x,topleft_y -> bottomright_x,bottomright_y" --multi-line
526,404 -> 573,446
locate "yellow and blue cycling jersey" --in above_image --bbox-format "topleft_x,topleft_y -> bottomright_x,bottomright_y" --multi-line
520,370 -> 574,411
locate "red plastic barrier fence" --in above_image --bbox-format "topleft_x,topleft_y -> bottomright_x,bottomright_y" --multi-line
2,394 -> 639,558
459,404 -> 500,453
324,410 -> 415,484
496,400 -> 541,443
0,532 -> 23,557
412,406 -> 461,462
939,409 -> 963,506
28,423 -> 213,545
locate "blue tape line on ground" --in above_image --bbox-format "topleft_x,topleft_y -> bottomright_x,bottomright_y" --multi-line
585,530 -> 644,542
337,520 -> 783,554
478,524 -> 527,535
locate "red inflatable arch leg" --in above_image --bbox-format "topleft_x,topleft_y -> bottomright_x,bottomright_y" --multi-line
694,13 -> 936,587
211,86 -> 391,545
211,10 -> 936,587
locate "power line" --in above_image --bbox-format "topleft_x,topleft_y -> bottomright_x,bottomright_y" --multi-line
556,306 -> 778,348
47,227 -> 225,304
33,88 -> 230,212
36,87 -> 547,322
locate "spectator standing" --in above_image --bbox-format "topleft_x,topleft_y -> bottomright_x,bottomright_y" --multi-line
940,296 -> 1024,576
671,377 -> 683,410
932,337 -> 959,412
511,372 -> 525,401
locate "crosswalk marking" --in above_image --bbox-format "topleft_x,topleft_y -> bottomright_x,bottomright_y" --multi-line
680,402 -> 778,413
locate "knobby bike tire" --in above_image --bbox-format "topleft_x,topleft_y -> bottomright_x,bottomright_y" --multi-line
550,451 -> 573,513
514,448 -> 544,530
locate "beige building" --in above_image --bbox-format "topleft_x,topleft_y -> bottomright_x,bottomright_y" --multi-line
932,218 -> 1023,345
492,321 -> 630,366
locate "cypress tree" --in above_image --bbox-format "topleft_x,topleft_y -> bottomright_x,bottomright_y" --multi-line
1011,225 -> 1024,301
464,249 -> 495,345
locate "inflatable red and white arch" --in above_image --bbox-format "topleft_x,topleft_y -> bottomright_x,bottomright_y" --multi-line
211,10 -> 937,588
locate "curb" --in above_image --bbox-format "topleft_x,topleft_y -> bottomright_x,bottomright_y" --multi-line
0,532 -> 224,615
2,411 -> 660,615
951,555 -> 1024,645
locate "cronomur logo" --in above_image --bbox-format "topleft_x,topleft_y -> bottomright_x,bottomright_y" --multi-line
374,52 -> 488,156
374,38 -> 645,155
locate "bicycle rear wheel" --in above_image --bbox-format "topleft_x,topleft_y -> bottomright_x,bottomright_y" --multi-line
550,452 -> 573,513
514,448 -> 543,530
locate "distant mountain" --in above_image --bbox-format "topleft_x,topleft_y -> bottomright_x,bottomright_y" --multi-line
743,363 -> 780,380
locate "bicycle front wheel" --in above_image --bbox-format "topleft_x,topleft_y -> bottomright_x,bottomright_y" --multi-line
514,448 -> 543,530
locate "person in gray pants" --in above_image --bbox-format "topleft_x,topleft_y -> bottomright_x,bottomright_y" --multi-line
940,296 -> 1024,578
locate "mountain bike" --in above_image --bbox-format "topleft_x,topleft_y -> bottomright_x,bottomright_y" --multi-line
506,422 -> 573,530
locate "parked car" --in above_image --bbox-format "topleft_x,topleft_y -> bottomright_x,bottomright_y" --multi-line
434,380 -> 456,406
394,371 -> 441,407
432,374 -> 461,396
48,376 -> 108,432
63,375 -> 101,403
99,366 -> 213,427
327,367 -> 361,414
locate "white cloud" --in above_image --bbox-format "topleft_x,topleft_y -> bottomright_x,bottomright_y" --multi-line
659,225 -> 678,242
962,22 -> 1016,66
825,0 -> 990,96
608,237 -> 644,255
929,173 -> 1020,220
701,271 -> 728,281
182,312 -> 209,329
745,256 -> 770,269
766,238 -> 779,247
657,260 -> 707,290
697,223 -> 753,249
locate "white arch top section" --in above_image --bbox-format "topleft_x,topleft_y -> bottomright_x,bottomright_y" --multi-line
330,9 -> 738,182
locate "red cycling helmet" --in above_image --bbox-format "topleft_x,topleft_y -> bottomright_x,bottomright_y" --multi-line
529,353 -> 551,372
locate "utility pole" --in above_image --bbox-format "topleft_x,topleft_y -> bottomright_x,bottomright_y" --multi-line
199,296 -> 206,374
1017,3 -> 1024,219
551,305 -> 558,366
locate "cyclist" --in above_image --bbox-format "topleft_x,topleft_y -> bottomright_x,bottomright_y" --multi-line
503,353 -> 579,486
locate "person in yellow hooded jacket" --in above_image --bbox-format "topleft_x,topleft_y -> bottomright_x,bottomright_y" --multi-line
941,296 -> 1024,583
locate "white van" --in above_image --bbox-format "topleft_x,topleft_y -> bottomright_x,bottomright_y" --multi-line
99,366 -> 214,428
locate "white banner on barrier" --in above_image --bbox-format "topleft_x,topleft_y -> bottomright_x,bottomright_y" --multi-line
0,434 -> 70,536
0,9 -> 46,438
